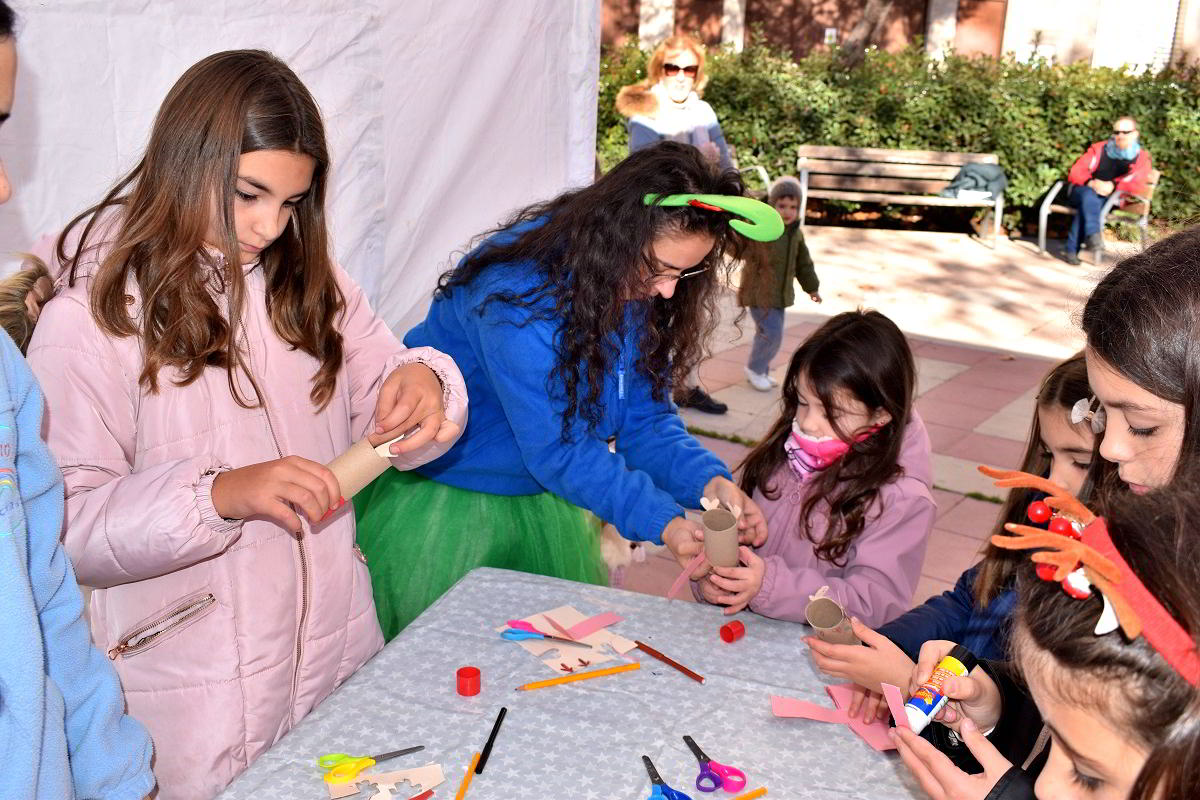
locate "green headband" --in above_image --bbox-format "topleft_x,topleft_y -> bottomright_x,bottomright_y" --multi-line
643,193 -> 784,242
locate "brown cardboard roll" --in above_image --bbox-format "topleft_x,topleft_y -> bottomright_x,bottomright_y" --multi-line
326,437 -> 390,500
805,595 -> 860,645
702,508 -> 739,568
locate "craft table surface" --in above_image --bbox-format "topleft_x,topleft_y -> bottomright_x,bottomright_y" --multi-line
217,568 -> 922,799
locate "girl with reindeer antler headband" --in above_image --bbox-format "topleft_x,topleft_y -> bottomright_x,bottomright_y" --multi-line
891,467 -> 1200,800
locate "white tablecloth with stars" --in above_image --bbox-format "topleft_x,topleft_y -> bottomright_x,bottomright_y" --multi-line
217,567 -> 922,799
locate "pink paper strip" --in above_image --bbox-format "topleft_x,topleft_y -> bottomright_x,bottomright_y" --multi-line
666,552 -> 708,601
542,614 -> 576,640
566,612 -> 624,640
881,683 -> 911,730
826,683 -> 896,752
770,695 -> 849,723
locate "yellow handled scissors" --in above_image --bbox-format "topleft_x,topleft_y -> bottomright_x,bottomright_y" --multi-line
318,745 -> 425,784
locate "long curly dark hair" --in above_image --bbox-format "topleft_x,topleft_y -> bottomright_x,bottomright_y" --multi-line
1014,486 -> 1200,800
737,310 -> 916,565
437,142 -> 747,439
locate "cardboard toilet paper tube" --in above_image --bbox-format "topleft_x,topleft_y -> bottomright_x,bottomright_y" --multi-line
702,508 -> 739,568
805,596 -> 860,645
326,431 -> 413,500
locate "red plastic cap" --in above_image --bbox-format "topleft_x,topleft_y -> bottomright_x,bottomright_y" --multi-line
457,665 -> 481,696
720,620 -> 745,643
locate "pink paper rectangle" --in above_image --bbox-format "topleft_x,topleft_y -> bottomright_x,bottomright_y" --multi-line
567,612 -> 624,640
881,683 -> 911,730
542,614 -> 576,640
826,683 -> 896,752
770,695 -> 849,723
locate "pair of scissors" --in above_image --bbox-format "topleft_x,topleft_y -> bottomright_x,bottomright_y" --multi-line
501,621 -> 591,648
683,736 -> 747,793
318,745 -> 424,784
643,755 -> 693,800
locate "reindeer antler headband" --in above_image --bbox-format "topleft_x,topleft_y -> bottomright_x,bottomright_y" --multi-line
979,465 -> 1200,687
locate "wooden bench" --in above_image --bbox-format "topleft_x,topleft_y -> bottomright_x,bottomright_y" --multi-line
795,146 -> 1005,247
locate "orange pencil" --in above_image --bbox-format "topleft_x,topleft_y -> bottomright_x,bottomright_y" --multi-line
454,752 -> 480,800
515,661 -> 641,691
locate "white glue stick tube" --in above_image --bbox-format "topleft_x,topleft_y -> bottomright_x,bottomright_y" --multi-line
903,644 -> 979,734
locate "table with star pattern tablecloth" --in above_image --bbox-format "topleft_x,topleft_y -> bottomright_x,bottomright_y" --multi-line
218,567 -> 922,799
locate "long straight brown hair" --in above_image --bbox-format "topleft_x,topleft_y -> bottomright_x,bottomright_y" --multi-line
59,49 -> 344,409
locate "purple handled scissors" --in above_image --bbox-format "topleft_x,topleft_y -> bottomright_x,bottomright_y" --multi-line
683,736 -> 746,793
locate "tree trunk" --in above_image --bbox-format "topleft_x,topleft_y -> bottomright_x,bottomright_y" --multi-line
838,0 -> 895,67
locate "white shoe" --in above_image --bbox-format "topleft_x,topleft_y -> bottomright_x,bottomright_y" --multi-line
745,367 -> 774,392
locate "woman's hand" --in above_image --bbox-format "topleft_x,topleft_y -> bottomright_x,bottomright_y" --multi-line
374,363 -> 460,454
809,292 -> 822,304
702,476 -> 768,546
806,618 -> 915,702
705,546 -> 765,614
910,640 -> 1002,732
892,719 -> 1012,800
211,456 -> 342,533
662,516 -> 708,575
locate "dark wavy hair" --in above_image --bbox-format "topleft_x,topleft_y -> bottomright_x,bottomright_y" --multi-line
737,310 -> 916,565
1081,226 -> 1200,494
59,50 -> 344,410
437,141 -> 746,439
1013,486 -> 1200,800
973,353 -> 1092,606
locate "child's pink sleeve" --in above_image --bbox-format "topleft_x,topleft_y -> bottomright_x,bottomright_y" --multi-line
750,484 -> 936,627
335,266 -> 467,470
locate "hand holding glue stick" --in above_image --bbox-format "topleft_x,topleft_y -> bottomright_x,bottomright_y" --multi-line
905,641 -> 999,734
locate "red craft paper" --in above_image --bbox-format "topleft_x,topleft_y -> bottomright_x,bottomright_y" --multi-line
770,695 -> 850,723
826,683 -> 897,752
567,612 -> 624,640
881,683 -> 910,730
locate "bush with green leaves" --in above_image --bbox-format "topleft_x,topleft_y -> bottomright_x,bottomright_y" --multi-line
598,41 -> 1200,226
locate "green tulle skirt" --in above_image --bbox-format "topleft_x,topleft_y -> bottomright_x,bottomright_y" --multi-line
354,470 -> 609,640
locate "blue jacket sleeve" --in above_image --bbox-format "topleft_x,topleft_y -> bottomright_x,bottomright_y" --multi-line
628,120 -> 662,154
7,334 -> 156,800
471,299 -> 683,543
616,367 -> 731,510
708,122 -> 733,170
878,563 -> 980,660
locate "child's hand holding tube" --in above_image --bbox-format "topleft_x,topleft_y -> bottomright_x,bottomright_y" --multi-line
806,618 -> 915,721
374,362 -> 461,454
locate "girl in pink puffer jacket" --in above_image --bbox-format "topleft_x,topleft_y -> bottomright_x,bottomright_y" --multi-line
26,50 -> 467,800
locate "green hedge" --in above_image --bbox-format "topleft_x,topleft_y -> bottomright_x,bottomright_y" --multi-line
598,41 -> 1200,225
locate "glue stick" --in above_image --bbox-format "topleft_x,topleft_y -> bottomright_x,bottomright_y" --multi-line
903,645 -> 978,734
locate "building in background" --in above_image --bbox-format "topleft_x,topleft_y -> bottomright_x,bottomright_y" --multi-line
603,0 -> 1199,70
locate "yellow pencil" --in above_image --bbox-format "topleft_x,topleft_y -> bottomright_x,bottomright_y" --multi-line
731,788 -> 767,800
454,752 -> 480,800
515,661 -> 641,691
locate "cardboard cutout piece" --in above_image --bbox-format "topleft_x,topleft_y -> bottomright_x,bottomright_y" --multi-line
327,432 -> 413,500
702,508 -> 739,568
498,605 -> 636,673
326,764 -> 445,799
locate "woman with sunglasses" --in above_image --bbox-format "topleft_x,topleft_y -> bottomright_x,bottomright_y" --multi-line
1061,115 -> 1153,265
618,34 -> 734,414
617,34 -> 732,172
354,143 -> 769,639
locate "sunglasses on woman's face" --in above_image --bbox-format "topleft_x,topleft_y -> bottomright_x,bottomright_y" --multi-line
663,63 -> 699,78
1112,127 -> 1136,135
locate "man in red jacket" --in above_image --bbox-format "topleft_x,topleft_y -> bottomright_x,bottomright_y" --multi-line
1062,116 -> 1152,264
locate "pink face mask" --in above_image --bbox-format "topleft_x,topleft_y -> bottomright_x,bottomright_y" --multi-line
783,420 -> 877,480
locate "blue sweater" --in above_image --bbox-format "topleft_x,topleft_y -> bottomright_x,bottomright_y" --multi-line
0,331 -> 155,799
878,563 -> 1016,662
405,224 -> 732,543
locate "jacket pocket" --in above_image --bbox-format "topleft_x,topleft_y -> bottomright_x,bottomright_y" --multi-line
108,590 -> 217,660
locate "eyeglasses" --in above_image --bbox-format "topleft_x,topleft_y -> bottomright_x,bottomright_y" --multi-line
662,63 -> 699,78
1112,128 -> 1136,135
652,265 -> 709,283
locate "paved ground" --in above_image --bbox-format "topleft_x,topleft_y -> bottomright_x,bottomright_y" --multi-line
619,225 -> 1125,608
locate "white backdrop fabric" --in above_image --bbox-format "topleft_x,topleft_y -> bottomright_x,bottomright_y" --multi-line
1,0 -> 600,333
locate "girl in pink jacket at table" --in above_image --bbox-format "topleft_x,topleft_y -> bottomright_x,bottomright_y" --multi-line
25,50 -> 467,800
695,310 -> 935,627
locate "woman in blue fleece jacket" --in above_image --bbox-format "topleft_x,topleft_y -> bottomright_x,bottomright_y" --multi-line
356,143 -> 768,638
